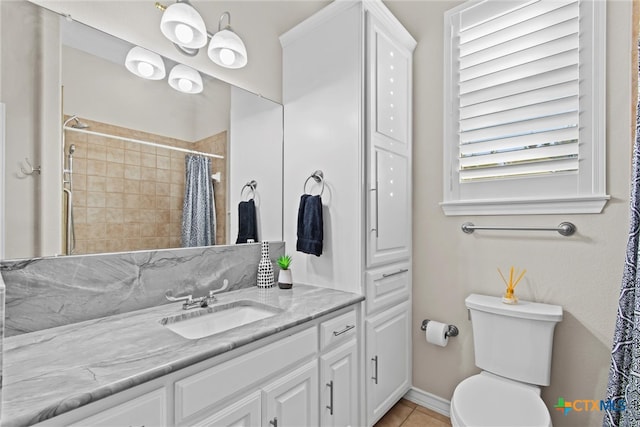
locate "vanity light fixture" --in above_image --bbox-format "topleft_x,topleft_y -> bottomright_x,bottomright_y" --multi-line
124,46 -> 166,80
159,0 -> 207,52
156,3 -> 248,69
168,64 -> 203,94
207,12 -> 248,69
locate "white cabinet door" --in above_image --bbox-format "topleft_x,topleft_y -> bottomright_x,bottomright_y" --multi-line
263,360 -> 319,427
70,388 -> 167,427
366,10 -> 412,269
320,340 -> 359,427
366,302 -> 411,426
367,13 -> 412,157
367,147 -> 410,267
193,391 -> 261,427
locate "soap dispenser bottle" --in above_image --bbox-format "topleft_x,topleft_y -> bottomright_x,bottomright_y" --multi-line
257,241 -> 274,288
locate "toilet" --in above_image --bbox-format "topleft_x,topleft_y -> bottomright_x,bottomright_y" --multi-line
450,294 -> 563,427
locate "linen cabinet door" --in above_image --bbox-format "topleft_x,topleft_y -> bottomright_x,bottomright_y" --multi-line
367,12 -> 412,157
320,340 -> 359,427
367,147 -> 410,267
366,301 -> 411,426
263,360 -> 319,427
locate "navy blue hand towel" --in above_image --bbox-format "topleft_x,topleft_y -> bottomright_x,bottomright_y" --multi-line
296,194 -> 323,256
236,199 -> 258,244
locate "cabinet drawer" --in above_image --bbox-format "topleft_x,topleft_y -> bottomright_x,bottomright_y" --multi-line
320,309 -> 358,350
175,327 -> 317,423
365,262 -> 410,315
70,388 -> 167,427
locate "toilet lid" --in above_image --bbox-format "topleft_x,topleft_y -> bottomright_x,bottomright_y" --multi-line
451,374 -> 551,427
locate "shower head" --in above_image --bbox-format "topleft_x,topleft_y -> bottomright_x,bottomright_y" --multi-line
71,117 -> 89,129
68,144 -> 76,156
62,115 -> 89,129
63,115 -> 78,128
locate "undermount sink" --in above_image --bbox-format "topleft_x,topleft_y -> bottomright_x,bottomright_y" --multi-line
160,300 -> 283,340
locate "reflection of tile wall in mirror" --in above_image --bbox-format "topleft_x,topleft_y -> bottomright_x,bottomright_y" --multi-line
64,117 -> 227,254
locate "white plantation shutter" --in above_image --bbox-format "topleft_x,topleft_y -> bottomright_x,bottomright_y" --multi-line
458,0 -> 579,182
442,0 -> 608,215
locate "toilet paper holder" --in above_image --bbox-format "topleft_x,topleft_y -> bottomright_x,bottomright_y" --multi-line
421,319 -> 459,338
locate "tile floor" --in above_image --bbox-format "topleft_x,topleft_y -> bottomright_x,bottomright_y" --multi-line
374,398 -> 452,427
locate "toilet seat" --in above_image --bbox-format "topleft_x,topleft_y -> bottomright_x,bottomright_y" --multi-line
450,373 -> 551,427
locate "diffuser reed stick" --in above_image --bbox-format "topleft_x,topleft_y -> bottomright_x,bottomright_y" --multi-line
498,266 -> 526,304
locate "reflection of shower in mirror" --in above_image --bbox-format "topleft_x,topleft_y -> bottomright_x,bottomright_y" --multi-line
62,115 -> 86,255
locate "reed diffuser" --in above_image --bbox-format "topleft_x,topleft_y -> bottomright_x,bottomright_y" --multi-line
498,266 -> 526,304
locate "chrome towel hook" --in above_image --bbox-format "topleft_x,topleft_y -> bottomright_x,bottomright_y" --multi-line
303,170 -> 325,196
19,157 -> 41,176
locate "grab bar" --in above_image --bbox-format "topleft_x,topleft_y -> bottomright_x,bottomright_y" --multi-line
461,222 -> 576,237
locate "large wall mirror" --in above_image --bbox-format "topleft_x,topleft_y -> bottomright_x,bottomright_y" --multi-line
0,0 -> 289,259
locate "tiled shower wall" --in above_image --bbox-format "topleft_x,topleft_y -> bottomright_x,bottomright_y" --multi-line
64,118 -> 227,254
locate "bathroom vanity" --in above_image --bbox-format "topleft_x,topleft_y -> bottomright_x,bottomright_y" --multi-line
1,284 -> 363,427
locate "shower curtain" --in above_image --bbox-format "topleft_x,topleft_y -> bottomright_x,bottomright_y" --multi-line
181,155 -> 216,247
603,42 -> 640,427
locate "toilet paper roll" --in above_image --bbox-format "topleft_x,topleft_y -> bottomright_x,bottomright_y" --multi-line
425,320 -> 449,347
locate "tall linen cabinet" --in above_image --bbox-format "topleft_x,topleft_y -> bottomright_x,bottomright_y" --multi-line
281,1 -> 415,425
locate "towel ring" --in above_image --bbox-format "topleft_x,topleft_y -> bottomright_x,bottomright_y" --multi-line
240,180 -> 257,200
303,170 -> 325,196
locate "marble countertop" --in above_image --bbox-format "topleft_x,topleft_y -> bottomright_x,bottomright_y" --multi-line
1,284 -> 364,427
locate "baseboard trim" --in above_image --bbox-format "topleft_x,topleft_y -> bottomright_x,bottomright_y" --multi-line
403,386 -> 451,418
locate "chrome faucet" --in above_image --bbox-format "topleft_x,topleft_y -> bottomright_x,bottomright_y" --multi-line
165,279 -> 230,310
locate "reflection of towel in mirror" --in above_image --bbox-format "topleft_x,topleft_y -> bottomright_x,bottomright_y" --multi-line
296,194 -> 323,256
236,199 -> 258,243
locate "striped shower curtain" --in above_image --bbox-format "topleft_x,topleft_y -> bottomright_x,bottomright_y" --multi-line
181,155 -> 216,247
603,42 -> 640,427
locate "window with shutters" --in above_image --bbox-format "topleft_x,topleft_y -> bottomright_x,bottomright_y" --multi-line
441,0 -> 609,215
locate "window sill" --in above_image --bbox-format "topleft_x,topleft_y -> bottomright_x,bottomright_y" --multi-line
440,195 -> 611,216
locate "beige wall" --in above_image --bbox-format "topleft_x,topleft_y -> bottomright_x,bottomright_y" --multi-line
385,0 -> 632,425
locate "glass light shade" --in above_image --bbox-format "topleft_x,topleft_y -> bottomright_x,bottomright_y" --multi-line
168,64 -> 203,94
207,29 -> 247,69
218,48 -> 236,66
160,2 -> 207,49
125,46 -> 166,80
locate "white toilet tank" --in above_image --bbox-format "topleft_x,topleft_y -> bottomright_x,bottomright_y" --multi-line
466,294 -> 562,386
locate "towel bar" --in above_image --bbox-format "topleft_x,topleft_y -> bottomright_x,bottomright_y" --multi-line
461,222 -> 576,236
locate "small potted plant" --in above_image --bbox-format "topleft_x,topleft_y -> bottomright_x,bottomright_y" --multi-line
277,255 -> 293,289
